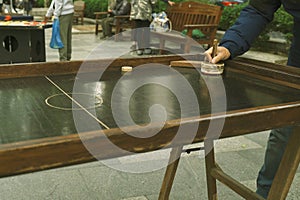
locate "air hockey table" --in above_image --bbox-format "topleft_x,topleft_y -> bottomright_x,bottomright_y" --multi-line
0,54 -> 299,200
0,20 -> 52,64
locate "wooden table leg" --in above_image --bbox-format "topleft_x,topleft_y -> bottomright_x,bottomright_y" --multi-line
95,23 -> 99,35
267,126 -> 300,200
204,139 -> 217,200
159,146 -> 183,200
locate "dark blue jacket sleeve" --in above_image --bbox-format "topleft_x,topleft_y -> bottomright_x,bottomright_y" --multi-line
220,2 -> 281,59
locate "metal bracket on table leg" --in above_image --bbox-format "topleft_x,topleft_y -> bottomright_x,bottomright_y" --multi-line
183,146 -> 205,154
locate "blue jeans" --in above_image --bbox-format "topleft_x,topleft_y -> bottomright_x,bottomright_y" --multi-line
256,126 -> 293,198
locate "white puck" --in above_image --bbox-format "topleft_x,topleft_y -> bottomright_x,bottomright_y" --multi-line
121,66 -> 133,72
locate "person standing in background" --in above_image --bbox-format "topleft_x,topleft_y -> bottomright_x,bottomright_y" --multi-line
44,0 -> 74,61
23,0 -> 33,16
130,0 -> 174,55
3,0 -> 18,13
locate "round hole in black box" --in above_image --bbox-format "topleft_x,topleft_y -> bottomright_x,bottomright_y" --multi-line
2,36 -> 19,52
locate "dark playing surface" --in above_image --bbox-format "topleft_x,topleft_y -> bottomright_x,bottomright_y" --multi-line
1,67 -> 300,144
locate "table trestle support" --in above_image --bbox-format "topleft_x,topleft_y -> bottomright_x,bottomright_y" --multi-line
204,138 -> 265,200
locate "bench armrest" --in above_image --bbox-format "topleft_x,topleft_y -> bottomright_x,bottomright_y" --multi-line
114,15 -> 130,19
184,24 -> 219,29
94,12 -> 109,20
113,15 -> 131,29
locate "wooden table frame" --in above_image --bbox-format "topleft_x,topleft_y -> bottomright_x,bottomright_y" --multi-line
0,55 -> 299,200
159,58 -> 300,200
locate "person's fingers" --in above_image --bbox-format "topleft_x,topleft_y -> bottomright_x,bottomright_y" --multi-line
204,47 -> 213,62
215,46 -> 231,63
206,46 -> 231,64
212,54 -> 224,64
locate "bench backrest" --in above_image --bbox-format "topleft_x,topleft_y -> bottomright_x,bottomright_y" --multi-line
74,0 -> 85,13
166,1 -> 222,32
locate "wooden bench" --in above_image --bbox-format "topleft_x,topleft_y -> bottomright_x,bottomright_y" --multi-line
94,12 -> 132,41
73,0 -> 85,25
151,1 -> 222,53
94,11 -> 108,35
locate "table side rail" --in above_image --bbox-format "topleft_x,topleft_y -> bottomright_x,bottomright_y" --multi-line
226,58 -> 300,89
0,54 -> 201,79
0,101 -> 300,177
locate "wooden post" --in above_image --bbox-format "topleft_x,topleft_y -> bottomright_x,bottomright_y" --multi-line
159,146 -> 183,200
204,139 -> 218,200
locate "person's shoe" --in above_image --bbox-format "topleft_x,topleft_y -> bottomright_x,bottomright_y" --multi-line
143,48 -> 152,55
136,49 -> 143,55
100,35 -> 106,39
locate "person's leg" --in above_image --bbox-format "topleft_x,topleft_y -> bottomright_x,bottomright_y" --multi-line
28,2 -> 32,16
59,14 -> 72,61
65,13 -> 73,61
134,20 -> 143,54
105,17 -> 114,37
101,18 -> 108,37
135,20 -> 150,50
12,2 -> 17,13
142,20 -> 151,50
130,21 -> 137,50
23,2 -> 28,15
24,2 -> 31,15
256,126 -> 293,198
5,3 -> 11,13
13,6 -> 17,13
101,17 -> 113,38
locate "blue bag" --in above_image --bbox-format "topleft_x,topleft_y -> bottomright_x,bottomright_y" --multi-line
50,19 -> 64,49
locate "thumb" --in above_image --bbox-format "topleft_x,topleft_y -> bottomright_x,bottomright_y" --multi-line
211,54 -> 223,64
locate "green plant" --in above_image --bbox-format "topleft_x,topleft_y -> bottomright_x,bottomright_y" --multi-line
218,3 -> 246,31
219,3 -> 293,51
35,0 -> 45,8
83,0 -> 107,18
272,7 -> 293,43
254,6 -> 293,47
